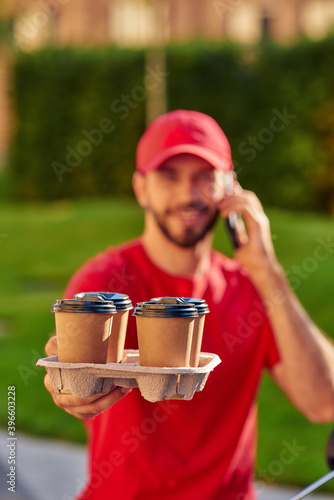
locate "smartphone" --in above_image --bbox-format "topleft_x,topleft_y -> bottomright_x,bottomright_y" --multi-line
224,171 -> 240,249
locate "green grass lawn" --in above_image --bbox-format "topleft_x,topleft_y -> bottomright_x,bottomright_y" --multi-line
1,198 -> 334,491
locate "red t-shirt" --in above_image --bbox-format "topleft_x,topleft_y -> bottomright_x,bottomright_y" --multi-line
64,239 -> 279,500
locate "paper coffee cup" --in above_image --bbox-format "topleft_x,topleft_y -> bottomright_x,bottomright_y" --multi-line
181,298 -> 209,367
75,292 -> 133,363
51,294 -> 116,363
133,297 -> 198,367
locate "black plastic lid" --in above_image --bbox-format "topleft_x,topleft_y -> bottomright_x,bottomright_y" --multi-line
51,294 -> 117,314
152,296 -> 209,315
180,297 -> 210,315
74,292 -> 133,311
133,297 -> 198,318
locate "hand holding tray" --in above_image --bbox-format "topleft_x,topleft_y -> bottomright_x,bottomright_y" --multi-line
37,349 -> 221,402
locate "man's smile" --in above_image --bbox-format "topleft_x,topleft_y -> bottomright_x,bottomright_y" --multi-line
167,204 -> 209,226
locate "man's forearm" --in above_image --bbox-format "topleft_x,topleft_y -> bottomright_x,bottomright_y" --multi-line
251,263 -> 334,422
220,186 -> 334,422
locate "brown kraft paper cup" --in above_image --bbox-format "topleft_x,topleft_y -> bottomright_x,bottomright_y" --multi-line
136,316 -> 195,367
73,292 -> 133,364
189,313 -> 206,368
179,298 -> 210,368
55,312 -> 113,364
107,310 -> 129,363
133,298 -> 198,368
150,297 -> 210,368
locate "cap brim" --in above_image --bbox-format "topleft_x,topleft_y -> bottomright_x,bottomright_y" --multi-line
138,144 -> 233,173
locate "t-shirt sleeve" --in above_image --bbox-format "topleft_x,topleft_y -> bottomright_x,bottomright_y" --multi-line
63,267 -> 106,298
262,311 -> 280,370
238,267 -> 281,371
62,248 -> 120,299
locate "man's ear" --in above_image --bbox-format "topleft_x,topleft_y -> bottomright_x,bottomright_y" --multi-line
132,172 -> 149,208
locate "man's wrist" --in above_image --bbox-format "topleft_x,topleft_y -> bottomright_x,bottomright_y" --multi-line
248,260 -> 288,297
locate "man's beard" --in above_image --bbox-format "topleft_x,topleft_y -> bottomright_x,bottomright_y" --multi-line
149,203 -> 219,248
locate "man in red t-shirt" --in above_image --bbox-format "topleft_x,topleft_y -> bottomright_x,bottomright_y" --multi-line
44,110 -> 334,500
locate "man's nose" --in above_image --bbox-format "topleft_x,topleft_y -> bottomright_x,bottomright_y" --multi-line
177,177 -> 201,204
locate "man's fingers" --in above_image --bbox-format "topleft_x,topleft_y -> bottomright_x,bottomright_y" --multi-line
232,180 -> 243,194
44,373 -> 132,420
59,386 -> 132,420
235,217 -> 248,245
43,335 -> 133,419
45,335 -> 58,356
220,193 -> 269,231
71,387 -> 132,419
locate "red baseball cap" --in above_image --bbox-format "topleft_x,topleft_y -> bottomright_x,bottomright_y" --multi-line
136,109 -> 233,173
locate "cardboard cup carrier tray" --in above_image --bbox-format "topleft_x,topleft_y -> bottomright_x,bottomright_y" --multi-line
36,350 -> 221,402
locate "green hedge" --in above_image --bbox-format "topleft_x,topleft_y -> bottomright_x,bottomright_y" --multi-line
6,37 -> 334,211
8,47 -> 146,200
167,38 -> 334,211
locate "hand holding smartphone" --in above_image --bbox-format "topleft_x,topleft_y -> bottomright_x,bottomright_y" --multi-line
224,171 -> 240,249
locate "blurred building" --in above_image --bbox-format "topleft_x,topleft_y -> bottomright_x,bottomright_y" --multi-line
1,0 -> 334,162
4,0 -> 334,49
